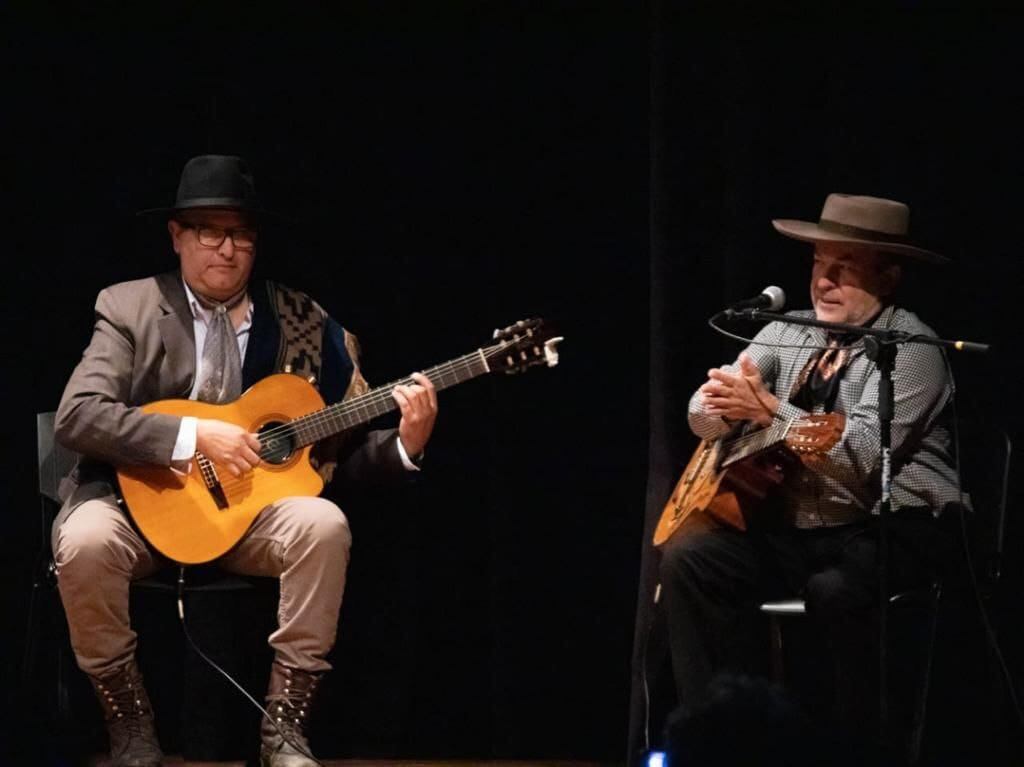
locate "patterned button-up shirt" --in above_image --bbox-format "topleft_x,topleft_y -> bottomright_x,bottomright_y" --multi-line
688,305 -> 962,528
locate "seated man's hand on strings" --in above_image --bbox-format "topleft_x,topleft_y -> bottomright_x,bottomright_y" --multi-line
197,419 -> 262,477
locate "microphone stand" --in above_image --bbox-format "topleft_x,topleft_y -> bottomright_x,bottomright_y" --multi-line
725,307 -> 989,743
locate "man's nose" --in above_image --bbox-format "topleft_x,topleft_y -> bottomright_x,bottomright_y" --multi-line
217,235 -> 236,259
816,265 -> 839,286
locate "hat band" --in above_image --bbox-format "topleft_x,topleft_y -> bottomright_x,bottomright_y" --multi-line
818,218 -> 909,244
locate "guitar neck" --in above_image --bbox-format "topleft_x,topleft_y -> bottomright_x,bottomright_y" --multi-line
286,348 -> 492,449
720,418 -> 791,468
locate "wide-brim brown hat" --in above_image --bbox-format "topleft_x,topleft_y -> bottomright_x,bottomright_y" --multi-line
137,154 -> 268,217
772,193 -> 948,264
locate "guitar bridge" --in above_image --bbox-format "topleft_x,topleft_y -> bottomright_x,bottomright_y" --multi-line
195,453 -> 229,510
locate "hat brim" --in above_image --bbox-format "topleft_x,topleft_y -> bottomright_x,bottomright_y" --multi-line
136,200 -> 274,218
772,219 -> 949,265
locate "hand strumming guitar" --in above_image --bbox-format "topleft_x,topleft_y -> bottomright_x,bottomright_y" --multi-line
196,419 -> 262,477
699,352 -> 779,428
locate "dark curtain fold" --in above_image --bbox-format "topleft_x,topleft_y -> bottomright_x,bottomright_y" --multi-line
630,5 -> 1024,763
4,4 -> 649,762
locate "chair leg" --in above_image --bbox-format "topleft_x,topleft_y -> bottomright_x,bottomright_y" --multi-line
21,580 -> 42,688
908,583 -> 942,766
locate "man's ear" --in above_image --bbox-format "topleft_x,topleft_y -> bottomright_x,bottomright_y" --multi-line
168,219 -> 183,255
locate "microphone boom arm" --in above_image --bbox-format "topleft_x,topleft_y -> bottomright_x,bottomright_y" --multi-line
730,308 -> 991,354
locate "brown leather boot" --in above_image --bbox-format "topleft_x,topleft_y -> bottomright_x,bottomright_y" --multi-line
88,658 -> 163,767
259,661 -> 323,767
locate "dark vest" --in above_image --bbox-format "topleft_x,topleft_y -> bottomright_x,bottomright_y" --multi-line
243,280 -> 357,406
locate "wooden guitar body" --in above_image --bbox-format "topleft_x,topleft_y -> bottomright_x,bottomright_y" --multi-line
655,439 -> 727,545
118,374 -> 327,564
701,445 -> 794,530
115,318 -> 563,565
653,413 -> 845,547
653,441 -> 791,543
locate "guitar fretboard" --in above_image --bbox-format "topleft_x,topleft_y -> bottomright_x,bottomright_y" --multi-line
259,348 -> 492,459
720,418 -> 792,468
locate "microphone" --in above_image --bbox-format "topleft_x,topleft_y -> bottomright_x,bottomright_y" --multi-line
951,339 -> 991,354
727,285 -> 786,313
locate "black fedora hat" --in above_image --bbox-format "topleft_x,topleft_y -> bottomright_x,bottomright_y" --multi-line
138,155 -> 265,216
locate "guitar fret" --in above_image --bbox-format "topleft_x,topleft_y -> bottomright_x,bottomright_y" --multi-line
117,323 -> 560,564
722,420 -> 785,468
267,350 -> 495,452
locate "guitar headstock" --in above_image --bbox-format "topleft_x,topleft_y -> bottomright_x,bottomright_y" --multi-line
486,319 -> 564,374
785,412 -> 846,465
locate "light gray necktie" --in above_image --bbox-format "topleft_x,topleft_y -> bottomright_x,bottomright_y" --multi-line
195,295 -> 245,404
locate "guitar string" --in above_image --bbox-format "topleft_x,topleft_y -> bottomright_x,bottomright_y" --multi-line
721,432 -> 782,467
210,349 -> 527,492
256,352 -> 486,449
204,361 -> 484,494
271,352 -> 485,433
259,343 -> 496,438
200,337 -> 542,491
257,363 -> 468,452
722,412 -> 839,469
202,355 -> 491,494
725,413 -> 831,453
721,422 -> 785,459
253,339 -> 530,449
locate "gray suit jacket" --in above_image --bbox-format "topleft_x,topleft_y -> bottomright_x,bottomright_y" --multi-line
54,271 -> 405,525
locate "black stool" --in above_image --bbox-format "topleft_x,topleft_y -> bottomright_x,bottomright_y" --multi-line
759,419 -> 1011,766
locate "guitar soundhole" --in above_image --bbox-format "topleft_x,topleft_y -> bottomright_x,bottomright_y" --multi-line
259,421 -> 296,465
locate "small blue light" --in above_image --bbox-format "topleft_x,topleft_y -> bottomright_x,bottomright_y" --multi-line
646,751 -> 666,767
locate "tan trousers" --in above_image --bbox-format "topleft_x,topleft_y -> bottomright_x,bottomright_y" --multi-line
53,495 -> 351,678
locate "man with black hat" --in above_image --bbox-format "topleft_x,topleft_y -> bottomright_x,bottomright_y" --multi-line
53,155 -> 438,766
658,194 -> 963,742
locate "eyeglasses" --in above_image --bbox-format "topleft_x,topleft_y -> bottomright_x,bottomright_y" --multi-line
179,222 -> 258,250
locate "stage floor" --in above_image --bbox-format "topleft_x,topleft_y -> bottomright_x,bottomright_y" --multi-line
165,762 -> 614,767
92,760 -> 616,767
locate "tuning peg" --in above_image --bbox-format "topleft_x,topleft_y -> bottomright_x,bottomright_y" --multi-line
543,336 -> 565,367
540,337 -> 565,368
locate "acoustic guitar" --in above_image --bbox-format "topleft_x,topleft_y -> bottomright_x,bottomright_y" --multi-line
653,412 -> 845,546
117,319 -> 563,564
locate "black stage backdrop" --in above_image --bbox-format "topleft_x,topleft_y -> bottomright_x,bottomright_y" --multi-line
5,4 -> 1024,766
631,5 -> 1024,766
1,4 -> 648,763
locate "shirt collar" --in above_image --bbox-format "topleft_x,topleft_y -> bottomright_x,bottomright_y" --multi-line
801,303 -> 897,343
181,279 -> 254,327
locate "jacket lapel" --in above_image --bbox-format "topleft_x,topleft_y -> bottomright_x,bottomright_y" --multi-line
155,271 -> 197,397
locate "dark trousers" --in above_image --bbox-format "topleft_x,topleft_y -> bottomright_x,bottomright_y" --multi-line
659,508 -> 956,736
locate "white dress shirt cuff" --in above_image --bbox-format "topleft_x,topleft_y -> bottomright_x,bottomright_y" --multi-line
172,416 -> 199,462
396,438 -> 422,472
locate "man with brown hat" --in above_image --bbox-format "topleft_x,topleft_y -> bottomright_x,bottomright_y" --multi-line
53,155 -> 439,766
658,194 -> 962,742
